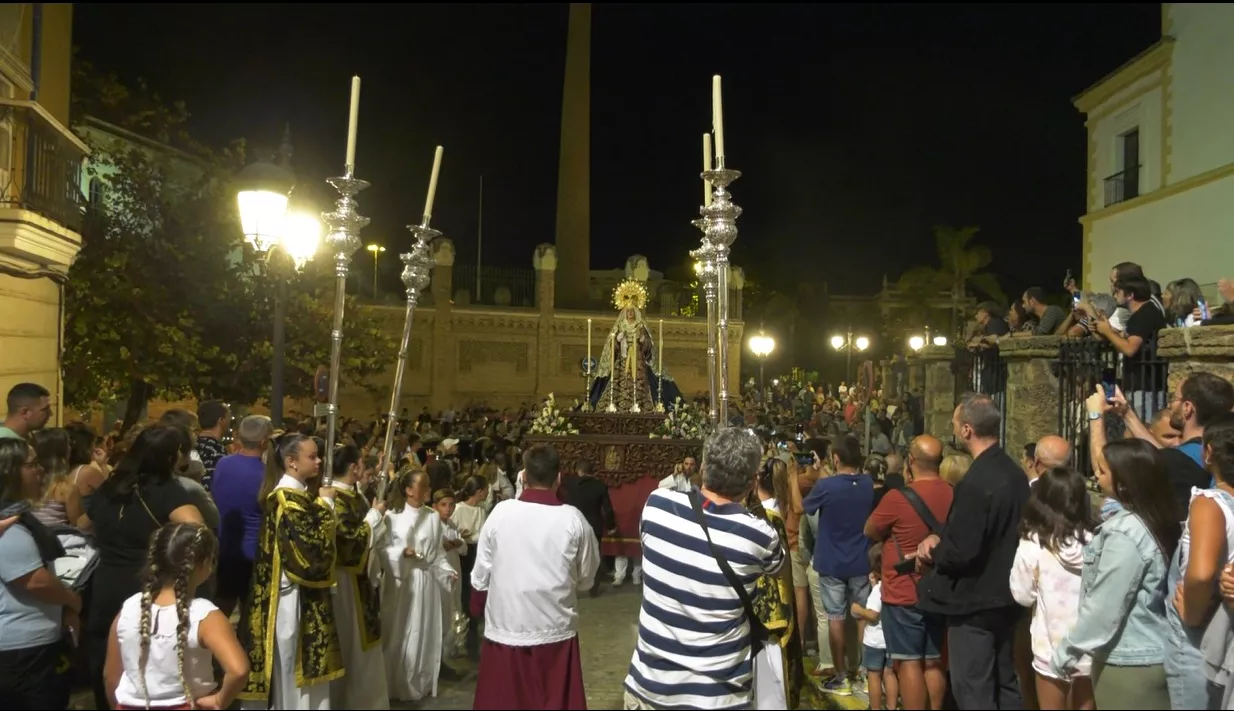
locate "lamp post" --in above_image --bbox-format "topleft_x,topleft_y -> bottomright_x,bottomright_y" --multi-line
748,330 -> 775,402
831,328 -> 870,384
238,155 -> 324,427
366,243 -> 386,298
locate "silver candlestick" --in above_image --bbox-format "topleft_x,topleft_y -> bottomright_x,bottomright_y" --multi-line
689,222 -> 719,425
377,220 -> 439,501
700,166 -> 741,427
319,173 -> 370,487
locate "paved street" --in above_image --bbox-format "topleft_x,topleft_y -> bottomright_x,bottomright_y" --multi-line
73,582 -> 865,710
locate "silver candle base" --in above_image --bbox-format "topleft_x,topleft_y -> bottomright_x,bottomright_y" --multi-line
319,173 -> 371,486
696,167 -> 742,428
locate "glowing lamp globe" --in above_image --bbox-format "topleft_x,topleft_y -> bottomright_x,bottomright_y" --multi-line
749,333 -> 775,358
830,335 -> 846,350
933,335 -> 949,347
235,158 -> 296,253
909,336 -> 925,351
855,336 -> 870,351
283,212 -> 323,270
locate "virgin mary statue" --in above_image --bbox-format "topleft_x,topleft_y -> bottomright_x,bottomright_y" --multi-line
588,280 -> 680,412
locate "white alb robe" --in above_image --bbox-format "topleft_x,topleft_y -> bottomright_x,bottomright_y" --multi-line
241,475 -> 330,711
327,483 -> 390,710
441,520 -> 467,659
380,504 -> 457,701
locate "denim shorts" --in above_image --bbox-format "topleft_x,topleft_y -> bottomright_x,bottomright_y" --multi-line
819,574 -> 871,621
882,603 -> 944,661
863,644 -> 891,670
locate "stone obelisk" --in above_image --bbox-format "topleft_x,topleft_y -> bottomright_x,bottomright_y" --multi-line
554,2 -> 590,309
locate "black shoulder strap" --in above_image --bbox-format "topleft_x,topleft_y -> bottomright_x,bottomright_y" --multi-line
898,486 -> 943,535
687,492 -> 768,641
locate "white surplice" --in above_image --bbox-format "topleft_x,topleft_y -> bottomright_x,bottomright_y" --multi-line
241,475 -> 330,711
327,482 -> 390,710
379,504 -> 457,702
440,520 -> 467,659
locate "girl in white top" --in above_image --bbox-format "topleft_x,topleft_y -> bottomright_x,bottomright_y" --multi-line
451,475 -> 489,660
105,521 -> 249,710
434,489 -> 467,659
1009,467 -> 1095,711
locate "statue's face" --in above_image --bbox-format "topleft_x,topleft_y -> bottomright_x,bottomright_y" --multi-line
625,309 -> 635,321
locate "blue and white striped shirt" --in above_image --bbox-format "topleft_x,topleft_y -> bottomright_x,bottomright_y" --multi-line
624,487 -> 784,710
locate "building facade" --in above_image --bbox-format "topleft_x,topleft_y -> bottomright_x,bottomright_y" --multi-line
1077,3 -> 1234,294
0,3 -> 86,421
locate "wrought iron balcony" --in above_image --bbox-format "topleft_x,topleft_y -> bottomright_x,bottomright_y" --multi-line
0,99 -> 88,233
1103,165 -> 1141,207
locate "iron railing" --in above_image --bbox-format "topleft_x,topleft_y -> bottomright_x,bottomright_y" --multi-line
453,264 -> 537,307
1056,337 -> 1169,476
0,100 -> 87,232
1103,165 -> 1141,207
953,345 -> 1008,443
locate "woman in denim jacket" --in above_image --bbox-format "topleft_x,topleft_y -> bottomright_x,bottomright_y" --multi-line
1051,439 -> 1181,709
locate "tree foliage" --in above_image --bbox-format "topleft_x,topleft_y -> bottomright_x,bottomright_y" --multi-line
64,61 -> 394,427
892,225 -> 1006,337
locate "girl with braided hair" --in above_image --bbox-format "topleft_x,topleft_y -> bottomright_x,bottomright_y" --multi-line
104,522 -> 248,710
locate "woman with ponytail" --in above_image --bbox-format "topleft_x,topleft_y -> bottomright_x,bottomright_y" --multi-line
237,433 -> 342,709
104,522 -> 247,710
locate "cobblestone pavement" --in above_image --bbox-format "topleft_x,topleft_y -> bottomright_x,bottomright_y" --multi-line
73,582 -> 867,710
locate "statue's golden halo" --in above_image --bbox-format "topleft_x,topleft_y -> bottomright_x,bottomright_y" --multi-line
612,279 -> 648,312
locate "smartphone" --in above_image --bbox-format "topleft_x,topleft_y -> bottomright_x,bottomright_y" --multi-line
776,441 -> 789,451
794,451 -> 815,468
794,423 -> 805,443
1199,300 -> 1211,321
893,556 -> 917,575
1101,369 -> 1117,402
0,501 -> 30,518
1072,292 -> 1083,309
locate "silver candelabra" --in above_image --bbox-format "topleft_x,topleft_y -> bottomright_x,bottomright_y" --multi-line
696,164 -> 742,427
377,220 -> 439,500
689,226 -> 718,424
319,172 -> 370,486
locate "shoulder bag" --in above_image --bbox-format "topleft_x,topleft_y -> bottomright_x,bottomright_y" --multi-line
687,492 -> 770,651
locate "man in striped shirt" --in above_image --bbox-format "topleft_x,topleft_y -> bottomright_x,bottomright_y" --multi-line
624,427 -> 784,710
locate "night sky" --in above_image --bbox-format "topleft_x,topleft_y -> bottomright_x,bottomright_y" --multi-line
75,3 -> 1161,298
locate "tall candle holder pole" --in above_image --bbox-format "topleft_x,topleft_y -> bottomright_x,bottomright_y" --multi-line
700,164 -> 742,427
689,226 -> 718,425
376,220 -> 438,500
319,173 -> 370,487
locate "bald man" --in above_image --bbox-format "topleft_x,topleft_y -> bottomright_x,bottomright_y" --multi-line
863,435 -> 954,711
1028,435 -> 1072,485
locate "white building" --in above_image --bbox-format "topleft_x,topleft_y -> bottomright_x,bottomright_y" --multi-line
1076,3 -> 1234,294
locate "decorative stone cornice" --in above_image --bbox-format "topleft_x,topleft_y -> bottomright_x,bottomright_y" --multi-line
917,345 -> 957,362
1157,325 -> 1234,359
997,335 -> 1062,360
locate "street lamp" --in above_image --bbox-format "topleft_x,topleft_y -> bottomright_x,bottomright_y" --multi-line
366,243 -> 386,298
909,335 -> 925,351
932,335 -> 949,347
236,154 -> 312,427
748,330 -> 776,400
831,327 -> 870,384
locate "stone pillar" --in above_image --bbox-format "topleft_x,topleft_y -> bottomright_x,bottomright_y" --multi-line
919,346 -> 957,441
430,239 -> 455,411
1158,325 -> 1234,392
554,3 -> 591,308
730,266 -> 745,322
534,244 -> 558,396
999,336 -> 1062,458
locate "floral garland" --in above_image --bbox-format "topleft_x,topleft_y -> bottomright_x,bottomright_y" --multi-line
528,393 -> 580,436
650,397 -> 708,440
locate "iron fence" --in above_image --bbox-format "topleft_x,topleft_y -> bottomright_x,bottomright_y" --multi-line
952,345 -> 1008,443
453,265 -> 537,307
1056,337 -> 1169,475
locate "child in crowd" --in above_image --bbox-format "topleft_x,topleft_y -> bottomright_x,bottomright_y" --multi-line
1010,467 -> 1095,711
852,546 -> 897,711
105,522 -> 249,710
434,488 -> 467,659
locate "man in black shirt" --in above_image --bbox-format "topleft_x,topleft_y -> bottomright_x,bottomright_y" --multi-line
917,393 -> 1030,709
562,459 -> 614,595
1090,275 -> 1167,420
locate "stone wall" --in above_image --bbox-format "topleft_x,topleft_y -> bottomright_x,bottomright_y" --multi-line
918,326 -> 1234,449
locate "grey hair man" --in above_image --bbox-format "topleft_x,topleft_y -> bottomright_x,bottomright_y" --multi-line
625,427 -> 784,710
236,415 -> 274,452
211,414 -> 273,618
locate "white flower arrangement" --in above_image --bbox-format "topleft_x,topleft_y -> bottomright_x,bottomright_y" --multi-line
528,393 -> 580,436
650,397 -> 708,440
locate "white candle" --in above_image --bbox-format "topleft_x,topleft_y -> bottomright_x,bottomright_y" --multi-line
703,133 -> 713,207
345,76 -> 361,170
711,75 -> 725,165
658,319 -> 664,371
586,318 -> 592,374
423,145 -> 444,220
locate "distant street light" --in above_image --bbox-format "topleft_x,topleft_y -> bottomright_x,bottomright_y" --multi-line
366,243 -> 386,298
909,335 -> 925,351
933,335 -> 949,347
855,336 -> 870,352
831,328 -> 871,383
748,330 -> 776,399
830,334 -> 846,350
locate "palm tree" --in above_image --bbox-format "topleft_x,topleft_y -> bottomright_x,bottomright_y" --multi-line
896,225 -> 1006,338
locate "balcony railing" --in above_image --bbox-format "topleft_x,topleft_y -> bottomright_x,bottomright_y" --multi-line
1103,165 -> 1141,207
0,99 -> 89,233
